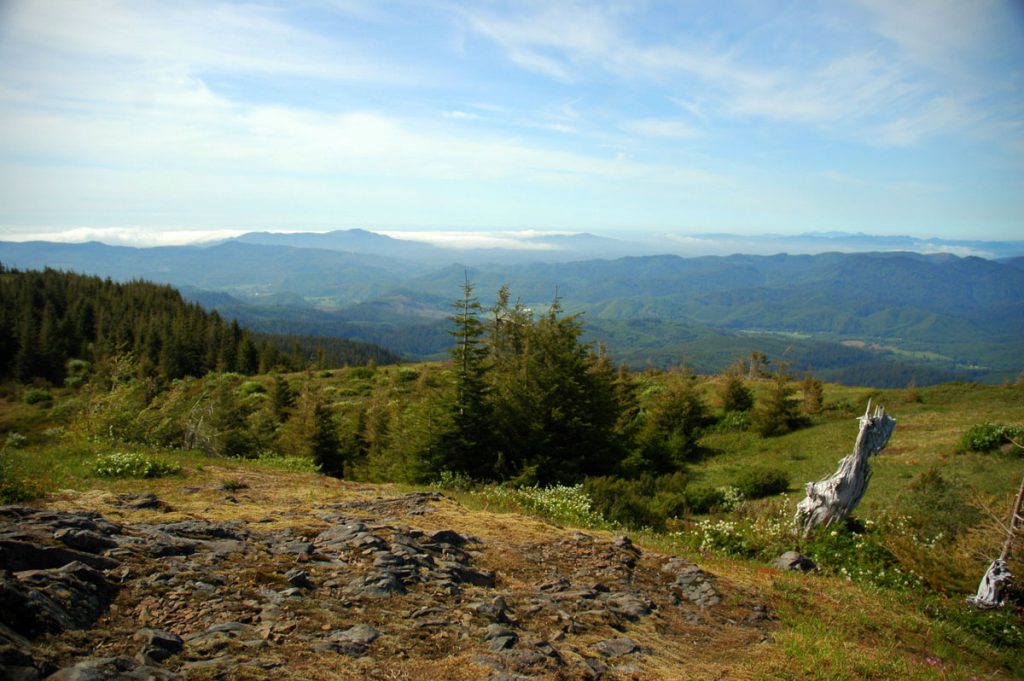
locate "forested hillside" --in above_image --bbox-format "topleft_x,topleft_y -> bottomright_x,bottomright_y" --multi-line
3,239 -> 1020,386
0,266 -> 399,384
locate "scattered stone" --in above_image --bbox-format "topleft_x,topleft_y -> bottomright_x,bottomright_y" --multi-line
774,551 -> 817,573
133,628 -> 183,664
44,656 -> 181,680
748,604 -> 771,622
440,562 -> 496,588
595,637 -> 639,658
0,540 -> 118,572
343,570 -> 406,598
483,624 -> 518,652
52,529 -> 118,554
329,623 -> 380,646
112,493 -> 166,511
662,558 -> 721,608
2,562 -> 118,638
429,529 -> 467,546
606,592 -> 654,621
284,568 -> 315,590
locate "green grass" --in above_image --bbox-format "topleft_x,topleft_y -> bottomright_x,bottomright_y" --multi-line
694,381 -> 1024,519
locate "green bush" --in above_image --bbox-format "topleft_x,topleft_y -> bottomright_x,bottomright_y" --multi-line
93,451 -> 181,479
4,432 -> 28,449
23,388 -> 53,405
238,381 -> 267,397
682,486 -> 726,514
473,484 -> 604,527
712,411 -> 750,432
718,373 -> 754,413
732,466 -> 790,499
584,476 -> 664,530
396,367 -> 420,382
957,422 -> 1024,452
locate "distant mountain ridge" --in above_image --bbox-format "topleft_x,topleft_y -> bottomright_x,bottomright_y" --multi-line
2,236 -> 1021,386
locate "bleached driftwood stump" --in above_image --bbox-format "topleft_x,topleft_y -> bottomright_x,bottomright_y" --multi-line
968,470 -> 1024,608
795,401 -> 896,536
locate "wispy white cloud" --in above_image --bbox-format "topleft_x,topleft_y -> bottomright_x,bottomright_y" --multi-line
623,118 -> 700,139
0,226 -> 245,247
378,230 -> 559,250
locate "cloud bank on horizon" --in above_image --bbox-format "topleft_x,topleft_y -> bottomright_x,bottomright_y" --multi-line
0,0 -> 1021,243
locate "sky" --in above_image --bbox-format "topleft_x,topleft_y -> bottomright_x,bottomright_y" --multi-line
0,0 -> 1022,247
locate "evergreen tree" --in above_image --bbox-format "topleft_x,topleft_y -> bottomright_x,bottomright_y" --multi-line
310,400 -> 344,476
801,373 -> 824,415
718,369 -> 754,413
433,278 -> 494,478
752,365 -> 805,437
271,374 -> 296,421
489,293 -> 620,484
632,368 -> 711,473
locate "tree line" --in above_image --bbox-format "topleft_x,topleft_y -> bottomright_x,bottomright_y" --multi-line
415,281 -> 816,487
0,265 -> 399,384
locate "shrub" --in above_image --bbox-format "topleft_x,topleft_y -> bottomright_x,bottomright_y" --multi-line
903,468 -> 979,542
4,432 -> 28,450
732,466 -> 790,499
718,373 -> 754,413
584,476 -> 664,530
23,388 -> 53,405
713,410 -> 750,432
220,478 -> 249,491
957,422 -> 1024,453
801,374 -> 824,415
473,484 -> 604,528
682,486 -> 726,514
0,448 -> 40,504
93,451 -> 181,478
432,470 -> 476,491
238,381 -> 267,397
751,370 -> 805,437
396,367 -> 420,382
254,452 -> 320,473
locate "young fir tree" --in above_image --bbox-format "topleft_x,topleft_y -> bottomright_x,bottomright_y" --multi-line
633,368 -> 711,473
433,278 -> 494,479
310,400 -> 344,477
718,369 -> 754,413
489,294 -> 620,484
801,373 -> 824,415
752,365 -> 804,437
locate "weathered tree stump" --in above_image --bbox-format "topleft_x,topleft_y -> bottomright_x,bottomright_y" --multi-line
795,401 -> 896,535
968,467 -> 1023,608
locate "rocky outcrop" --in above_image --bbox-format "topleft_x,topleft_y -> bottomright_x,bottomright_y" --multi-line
0,492 -> 771,680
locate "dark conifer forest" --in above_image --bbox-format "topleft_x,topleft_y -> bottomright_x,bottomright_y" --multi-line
0,265 -> 399,384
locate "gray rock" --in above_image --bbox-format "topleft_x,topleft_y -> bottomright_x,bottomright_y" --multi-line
133,628 -> 183,661
328,623 -> 380,646
439,562 -> 496,588
429,529 -> 467,546
2,561 -> 118,637
663,558 -> 721,608
605,592 -> 653,621
112,493 -> 165,510
285,568 -> 314,590
0,540 -> 118,572
52,529 -> 118,554
595,637 -> 639,658
484,624 -> 518,651
267,539 -> 314,556
343,570 -> 406,598
43,657 -> 180,680
774,551 -> 817,573
155,520 -> 245,540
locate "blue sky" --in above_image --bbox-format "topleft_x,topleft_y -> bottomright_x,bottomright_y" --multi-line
0,0 -> 1021,246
